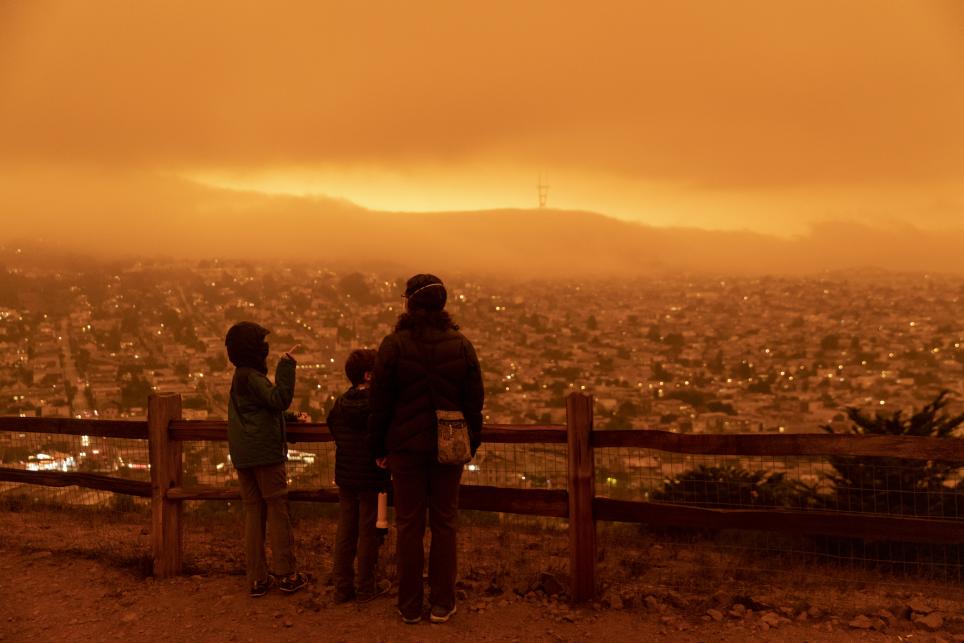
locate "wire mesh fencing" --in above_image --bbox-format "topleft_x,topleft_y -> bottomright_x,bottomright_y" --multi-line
594,446 -> 964,612
0,430 -> 153,575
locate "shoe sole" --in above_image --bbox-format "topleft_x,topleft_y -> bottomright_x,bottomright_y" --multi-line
398,609 -> 421,624
356,588 -> 389,604
279,573 -> 311,593
430,605 -> 457,623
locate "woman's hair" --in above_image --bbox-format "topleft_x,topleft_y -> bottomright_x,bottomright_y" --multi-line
396,273 -> 459,333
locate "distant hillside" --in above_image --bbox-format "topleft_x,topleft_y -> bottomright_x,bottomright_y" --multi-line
1,172 -> 962,276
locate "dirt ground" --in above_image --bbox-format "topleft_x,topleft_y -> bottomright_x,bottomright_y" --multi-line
0,510 -> 962,642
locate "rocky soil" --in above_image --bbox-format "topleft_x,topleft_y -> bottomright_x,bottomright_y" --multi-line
1,510 -> 963,642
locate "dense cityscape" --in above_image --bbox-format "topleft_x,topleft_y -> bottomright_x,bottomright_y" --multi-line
1,247 -> 962,485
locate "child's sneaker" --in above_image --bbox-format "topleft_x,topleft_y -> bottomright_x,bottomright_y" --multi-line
278,571 -> 310,594
356,579 -> 390,603
249,574 -> 275,598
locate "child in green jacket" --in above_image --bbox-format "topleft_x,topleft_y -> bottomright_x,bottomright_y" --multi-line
225,321 -> 309,597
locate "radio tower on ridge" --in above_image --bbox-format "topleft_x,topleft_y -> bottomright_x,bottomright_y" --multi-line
537,174 -> 550,209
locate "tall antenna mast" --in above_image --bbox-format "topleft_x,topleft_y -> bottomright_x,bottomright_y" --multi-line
537,174 -> 550,209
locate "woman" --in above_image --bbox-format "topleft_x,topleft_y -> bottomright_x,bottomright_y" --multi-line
368,273 -> 484,624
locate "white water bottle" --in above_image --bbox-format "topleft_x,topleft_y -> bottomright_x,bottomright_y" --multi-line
376,491 -> 389,536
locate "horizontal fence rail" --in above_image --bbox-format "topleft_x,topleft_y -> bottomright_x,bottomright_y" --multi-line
2,392 -> 964,602
0,416 -> 148,440
594,499 -> 964,545
168,420 -> 567,444
593,428 -> 964,461
0,467 -> 152,497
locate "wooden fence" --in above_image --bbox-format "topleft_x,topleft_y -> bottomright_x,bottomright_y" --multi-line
2,391 -> 964,602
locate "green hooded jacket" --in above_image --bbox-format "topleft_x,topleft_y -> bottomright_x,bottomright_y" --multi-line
227,356 -> 296,469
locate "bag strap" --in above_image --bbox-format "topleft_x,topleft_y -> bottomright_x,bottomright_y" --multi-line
411,337 -> 440,410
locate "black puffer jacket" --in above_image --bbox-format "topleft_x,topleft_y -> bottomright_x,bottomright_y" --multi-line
369,326 -> 484,457
326,386 -> 391,491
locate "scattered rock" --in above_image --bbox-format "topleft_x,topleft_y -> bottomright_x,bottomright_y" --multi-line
706,609 -> 724,622
848,615 -> 873,629
120,612 -> 138,624
539,573 -> 565,597
619,590 -> 636,608
913,612 -> 944,631
662,590 -> 691,610
807,605 -> 824,619
483,583 -> 504,597
644,596 -> 662,612
456,589 -> 468,601
759,612 -> 786,628
729,604 -> 746,618
733,595 -> 769,612
296,596 -> 322,613
909,597 -> 934,614
283,620 -> 293,628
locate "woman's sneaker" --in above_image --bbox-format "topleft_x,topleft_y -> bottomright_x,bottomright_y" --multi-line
278,572 -> 310,594
398,609 -> 421,624
430,604 -> 457,623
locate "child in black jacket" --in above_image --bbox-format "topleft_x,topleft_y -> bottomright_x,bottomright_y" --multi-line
327,348 -> 391,603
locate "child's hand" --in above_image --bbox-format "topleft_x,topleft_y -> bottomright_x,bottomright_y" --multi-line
375,458 -> 388,469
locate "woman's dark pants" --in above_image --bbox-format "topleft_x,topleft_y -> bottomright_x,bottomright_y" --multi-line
389,452 -> 463,619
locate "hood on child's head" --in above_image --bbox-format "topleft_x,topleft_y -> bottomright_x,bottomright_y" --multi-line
225,321 -> 270,374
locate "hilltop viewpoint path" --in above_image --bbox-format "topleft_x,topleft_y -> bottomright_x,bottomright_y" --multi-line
0,511 -> 962,642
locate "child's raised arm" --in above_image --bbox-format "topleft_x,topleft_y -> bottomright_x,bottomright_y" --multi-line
247,355 -> 296,411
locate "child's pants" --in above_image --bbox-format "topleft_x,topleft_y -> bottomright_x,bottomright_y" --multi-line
237,463 -> 296,585
333,488 -> 381,595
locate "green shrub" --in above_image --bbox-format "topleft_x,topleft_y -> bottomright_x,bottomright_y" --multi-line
816,390 -> 964,518
653,465 -> 799,509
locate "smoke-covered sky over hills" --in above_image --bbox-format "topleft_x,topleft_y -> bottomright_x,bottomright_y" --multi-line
1,0 -> 962,271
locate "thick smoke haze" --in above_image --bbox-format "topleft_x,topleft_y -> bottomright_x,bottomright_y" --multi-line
1,1 -> 962,258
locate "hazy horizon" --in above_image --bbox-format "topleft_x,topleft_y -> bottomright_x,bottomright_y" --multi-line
1,171 -> 963,277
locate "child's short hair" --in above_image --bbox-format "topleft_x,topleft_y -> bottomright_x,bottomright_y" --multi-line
345,349 -> 377,386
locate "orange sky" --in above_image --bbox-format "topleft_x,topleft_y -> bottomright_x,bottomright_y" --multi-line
1,0 -> 963,236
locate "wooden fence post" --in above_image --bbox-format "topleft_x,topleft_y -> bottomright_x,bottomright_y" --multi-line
148,393 -> 183,578
566,392 -> 595,602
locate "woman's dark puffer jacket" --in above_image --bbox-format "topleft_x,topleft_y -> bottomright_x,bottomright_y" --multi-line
368,326 -> 484,458
326,386 -> 391,490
